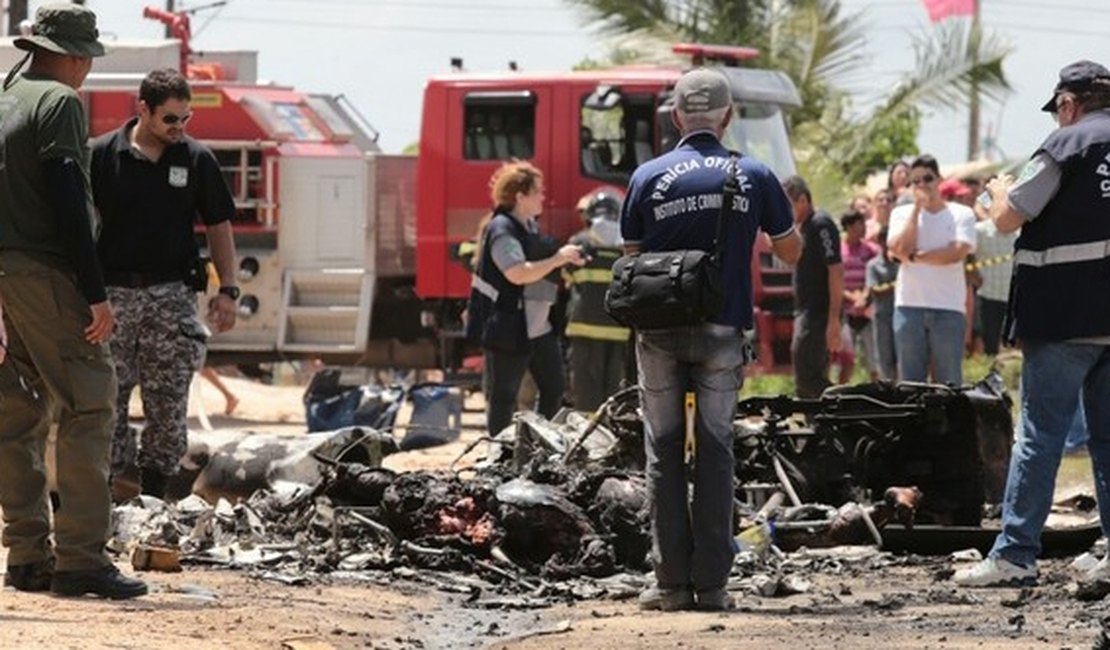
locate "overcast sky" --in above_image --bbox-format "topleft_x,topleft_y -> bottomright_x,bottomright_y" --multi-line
66,0 -> 1110,166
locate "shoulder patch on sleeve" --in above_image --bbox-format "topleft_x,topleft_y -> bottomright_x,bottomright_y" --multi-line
1016,157 -> 1045,184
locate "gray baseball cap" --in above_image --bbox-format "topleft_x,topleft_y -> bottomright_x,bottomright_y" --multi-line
673,67 -> 732,114
1041,60 -> 1110,112
14,3 -> 106,58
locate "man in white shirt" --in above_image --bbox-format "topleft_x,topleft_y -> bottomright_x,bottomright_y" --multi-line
886,155 -> 977,384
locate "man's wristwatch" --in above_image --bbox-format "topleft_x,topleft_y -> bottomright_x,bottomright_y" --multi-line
218,286 -> 241,300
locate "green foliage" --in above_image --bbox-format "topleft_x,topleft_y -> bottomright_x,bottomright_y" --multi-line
841,107 -> 921,186
740,353 -> 1022,404
565,0 -> 1012,197
740,372 -> 795,399
569,0 -> 770,48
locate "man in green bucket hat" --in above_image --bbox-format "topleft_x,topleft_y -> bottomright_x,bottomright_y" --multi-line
0,3 -> 148,599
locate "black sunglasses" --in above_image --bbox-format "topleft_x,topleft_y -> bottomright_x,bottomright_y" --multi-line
160,112 -> 192,126
910,174 -> 937,186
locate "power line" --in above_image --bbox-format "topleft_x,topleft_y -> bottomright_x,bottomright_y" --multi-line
870,21 -> 1109,39
217,14 -> 579,36
854,0 -> 1110,13
992,0 -> 1110,12
253,0 -> 568,10
991,21 -> 1110,39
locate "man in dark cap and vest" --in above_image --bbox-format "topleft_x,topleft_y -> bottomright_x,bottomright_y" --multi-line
622,68 -> 800,611
0,3 -> 148,598
955,60 -> 1110,587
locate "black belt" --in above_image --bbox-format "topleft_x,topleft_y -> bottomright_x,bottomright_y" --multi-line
104,270 -> 185,288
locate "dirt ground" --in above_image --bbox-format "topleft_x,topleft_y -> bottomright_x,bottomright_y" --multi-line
2,374 -> 1107,650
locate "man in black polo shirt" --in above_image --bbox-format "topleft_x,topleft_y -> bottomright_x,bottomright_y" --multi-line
91,68 -> 239,498
783,175 -> 843,398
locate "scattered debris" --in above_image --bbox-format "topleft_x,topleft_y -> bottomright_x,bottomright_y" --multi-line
499,619 -> 573,644
131,545 -> 182,572
106,374 -> 1102,611
280,637 -> 337,650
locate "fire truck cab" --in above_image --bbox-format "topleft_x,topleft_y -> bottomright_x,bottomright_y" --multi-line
416,44 -> 803,370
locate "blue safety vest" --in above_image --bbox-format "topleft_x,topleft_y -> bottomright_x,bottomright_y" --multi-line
464,212 -> 527,346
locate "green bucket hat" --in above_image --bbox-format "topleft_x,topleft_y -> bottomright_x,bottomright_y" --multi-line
14,3 -> 106,58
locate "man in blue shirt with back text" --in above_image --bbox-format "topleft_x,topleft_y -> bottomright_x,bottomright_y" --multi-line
622,68 -> 801,611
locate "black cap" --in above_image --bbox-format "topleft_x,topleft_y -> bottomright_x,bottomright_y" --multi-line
1041,60 -> 1110,112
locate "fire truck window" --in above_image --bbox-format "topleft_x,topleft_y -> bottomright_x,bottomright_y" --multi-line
273,103 -> 326,141
579,99 -> 654,183
463,98 -> 535,161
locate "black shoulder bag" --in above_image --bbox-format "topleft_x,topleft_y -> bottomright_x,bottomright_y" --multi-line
604,153 -> 739,330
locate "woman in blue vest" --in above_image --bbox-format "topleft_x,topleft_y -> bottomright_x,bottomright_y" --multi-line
465,161 -> 587,434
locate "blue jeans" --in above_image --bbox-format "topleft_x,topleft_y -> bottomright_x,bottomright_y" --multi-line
894,306 -> 965,385
873,310 -> 897,380
990,341 -> 1110,566
637,323 -> 744,592
1065,399 -> 1088,451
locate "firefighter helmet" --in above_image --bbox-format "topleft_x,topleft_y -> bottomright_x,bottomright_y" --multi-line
585,191 -> 621,223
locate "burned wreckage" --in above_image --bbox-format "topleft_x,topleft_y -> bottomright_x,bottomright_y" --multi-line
117,374 -> 1098,596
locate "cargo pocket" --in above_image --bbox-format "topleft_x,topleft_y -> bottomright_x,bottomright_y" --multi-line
7,271 -> 62,323
178,316 -> 210,372
61,346 -> 116,414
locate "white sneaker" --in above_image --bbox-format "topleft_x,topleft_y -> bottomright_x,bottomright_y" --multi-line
1085,555 -> 1110,582
954,557 -> 1037,587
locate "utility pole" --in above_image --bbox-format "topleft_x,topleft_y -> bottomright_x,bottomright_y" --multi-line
968,0 -> 981,160
165,0 -> 176,38
8,0 -> 28,36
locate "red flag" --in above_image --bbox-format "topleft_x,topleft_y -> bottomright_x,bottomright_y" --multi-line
921,0 -> 976,22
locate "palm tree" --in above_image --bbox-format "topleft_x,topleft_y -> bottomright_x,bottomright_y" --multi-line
566,0 -> 1011,191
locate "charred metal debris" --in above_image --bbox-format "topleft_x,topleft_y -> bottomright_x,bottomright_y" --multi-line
110,373 -> 1099,604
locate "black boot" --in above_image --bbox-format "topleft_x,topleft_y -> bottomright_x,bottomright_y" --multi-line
52,565 -> 148,599
5,558 -> 54,592
139,467 -> 167,499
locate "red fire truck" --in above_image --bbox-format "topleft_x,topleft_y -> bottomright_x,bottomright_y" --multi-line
0,11 -> 801,372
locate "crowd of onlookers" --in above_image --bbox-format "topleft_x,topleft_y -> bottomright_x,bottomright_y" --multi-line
464,155 -> 1029,421
785,155 -> 1019,395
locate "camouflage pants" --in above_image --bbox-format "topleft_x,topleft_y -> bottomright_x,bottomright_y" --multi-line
109,282 -> 207,476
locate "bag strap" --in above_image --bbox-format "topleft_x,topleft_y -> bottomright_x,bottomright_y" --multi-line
713,152 -> 741,263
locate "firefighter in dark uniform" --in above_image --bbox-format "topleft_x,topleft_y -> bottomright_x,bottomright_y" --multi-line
566,190 -> 630,411
955,60 -> 1110,587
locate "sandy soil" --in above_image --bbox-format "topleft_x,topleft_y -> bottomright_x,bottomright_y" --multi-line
2,374 -> 1107,650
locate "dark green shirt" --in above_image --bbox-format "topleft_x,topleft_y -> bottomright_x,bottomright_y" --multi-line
0,72 -> 95,259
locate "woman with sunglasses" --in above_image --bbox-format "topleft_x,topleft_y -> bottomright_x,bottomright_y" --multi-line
89,68 -> 240,500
